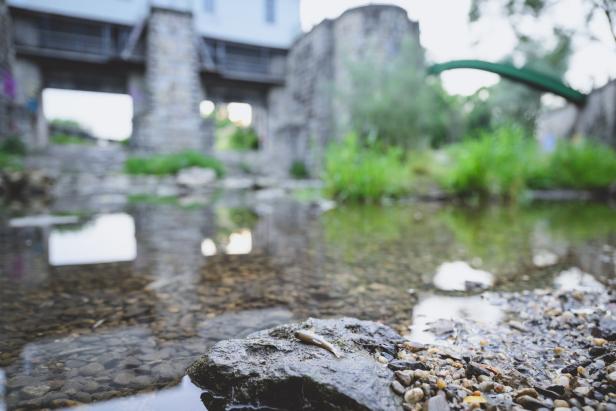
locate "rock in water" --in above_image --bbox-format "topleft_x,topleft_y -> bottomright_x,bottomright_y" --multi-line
187,317 -> 404,411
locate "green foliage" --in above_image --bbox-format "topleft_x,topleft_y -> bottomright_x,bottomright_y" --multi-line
323,134 -> 411,202
442,126 -> 616,199
289,160 -> 309,179
441,125 -> 542,199
124,150 -> 225,177
51,134 -> 93,145
529,139 -> 616,190
341,41 -> 462,149
0,152 -> 23,171
0,136 -> 27,155
49,118 -> 84,130
228,127 -> 259,151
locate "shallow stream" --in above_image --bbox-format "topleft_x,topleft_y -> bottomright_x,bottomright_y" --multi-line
0,192 -> 614,410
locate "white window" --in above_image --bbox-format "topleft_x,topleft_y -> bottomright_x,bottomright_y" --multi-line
265,0 -> 276,24
204,0 -> 215,13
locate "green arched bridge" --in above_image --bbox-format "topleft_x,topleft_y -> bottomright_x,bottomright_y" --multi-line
428,60 -> 587,105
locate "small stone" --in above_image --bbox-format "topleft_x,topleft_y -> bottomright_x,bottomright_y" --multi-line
554,346 -> 565,356
574,386 -> 592,396
554,399 -> 569,407
593,338 -> 608,347
80,362 -> 105,377
22,385 -> 50,398
376,354 -> 389,364
515,395 -> 548,410
463,394 -> 486,405
395,370 -> 413,386
436,378 -> 447,390
401,341 -> 426,352
391,380 -> 406,395
113,372 -> 134,386
608,371 -> 616,383
515,387 -> 538,398
478,381 -> 494,392
404,387 -> 424,404
426,393 -> 450,411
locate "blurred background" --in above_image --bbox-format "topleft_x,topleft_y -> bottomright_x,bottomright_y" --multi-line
0,1 -> 615,410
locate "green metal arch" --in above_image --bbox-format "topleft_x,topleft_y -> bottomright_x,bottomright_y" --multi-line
428,60 -> 587,105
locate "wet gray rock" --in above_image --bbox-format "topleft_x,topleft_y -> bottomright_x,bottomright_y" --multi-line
188,317 -> 404,411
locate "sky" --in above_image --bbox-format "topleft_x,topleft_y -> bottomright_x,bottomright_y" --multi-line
43,0 -> 616,140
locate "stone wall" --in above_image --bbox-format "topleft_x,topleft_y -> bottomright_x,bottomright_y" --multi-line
133,7 -> 207,153
0,0 -> 14,137
537,79 -> 616,147
264,5 -> 420,176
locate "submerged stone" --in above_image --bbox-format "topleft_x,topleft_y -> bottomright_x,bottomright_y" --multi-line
187,317 -> 404,411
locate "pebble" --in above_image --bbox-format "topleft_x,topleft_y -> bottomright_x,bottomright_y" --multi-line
112,372 -> 134,386
574,386 -> 591,396
515,387 -> 538,398
79,362 -> 105,376
608,371 -> 616,383
515,395 -> 548,410
593,338 -> 608,347
404,387 -> 424,404
395,370 -> 413,386
21,385 -> 50,398
554,346 -> 565,356
436,378 -> 447,390
425,393 -> 450,411
554,399 -> 569,407
391,380 -> 406,395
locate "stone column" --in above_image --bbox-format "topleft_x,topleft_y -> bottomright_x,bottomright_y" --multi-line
134,7 -> 205,153
13,58 -> 47,149
0,0 -> 15,137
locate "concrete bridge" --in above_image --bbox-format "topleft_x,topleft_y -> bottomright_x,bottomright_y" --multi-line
1,0 -> 298,152
0,1 -> 421,175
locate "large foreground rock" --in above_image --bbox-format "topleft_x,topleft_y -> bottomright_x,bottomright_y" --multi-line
187,317 -> 404,411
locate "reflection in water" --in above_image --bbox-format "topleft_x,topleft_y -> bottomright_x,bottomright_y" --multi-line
432,261 -> 494,291
1,199 -> 615,410
49,213 -> 137,266
201,229 -> 252,256
410,294 -> 504,344
62,377 -> 203,411
554,267 -> 605,292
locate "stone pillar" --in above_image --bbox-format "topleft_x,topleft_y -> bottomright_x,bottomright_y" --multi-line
133,7 -> 205,153
265,5 -> 420,177
0,0 -> 15,137
13,58 -> 47,149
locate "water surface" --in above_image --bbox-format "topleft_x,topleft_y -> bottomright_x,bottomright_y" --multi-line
1,195 -> 614,410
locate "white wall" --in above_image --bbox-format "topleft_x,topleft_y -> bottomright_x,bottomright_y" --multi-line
8,0 -> 302,48
193,0 -> 301,48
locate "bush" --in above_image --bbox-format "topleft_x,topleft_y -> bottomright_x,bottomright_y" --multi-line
0,152 -> 23,171
0,136 -> 27,155
441,125 -> 540,199
228,127 -> 259,151
341,40 -> 462,149
51,134 -> 93,145
323,134 -> 411,202
290,160 -> 309,179
124,150 -> 225,177
530,139 -> 616,190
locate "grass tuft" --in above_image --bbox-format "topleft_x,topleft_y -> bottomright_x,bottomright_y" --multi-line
124,150 -> 225,177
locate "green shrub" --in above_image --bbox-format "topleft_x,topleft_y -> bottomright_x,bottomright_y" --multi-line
0,136 -> 27,155
341,40 -> 462,149
124,150 -> 225,177
0,152 -> 23,171
441,125 -> 540,199
229,127 -> 259,151
51,134 -> 93,145
530,139 -> 616,190
324,134 -> 411,202
290,160 -> 309,179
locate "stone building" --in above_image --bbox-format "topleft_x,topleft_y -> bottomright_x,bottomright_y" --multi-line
265,5 -> 420,175
537,79 -> 616,147
1,1 -> 422,176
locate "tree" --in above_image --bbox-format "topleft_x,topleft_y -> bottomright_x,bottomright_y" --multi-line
470,0 -> 616,47
339,40 -> 463,149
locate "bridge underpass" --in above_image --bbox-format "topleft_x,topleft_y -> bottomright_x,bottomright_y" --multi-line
5,5 -> 285,153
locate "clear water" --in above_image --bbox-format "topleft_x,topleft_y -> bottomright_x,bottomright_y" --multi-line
1,193 -> 614,410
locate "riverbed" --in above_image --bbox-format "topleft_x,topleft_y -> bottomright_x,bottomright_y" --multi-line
0,191 -> 615,410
